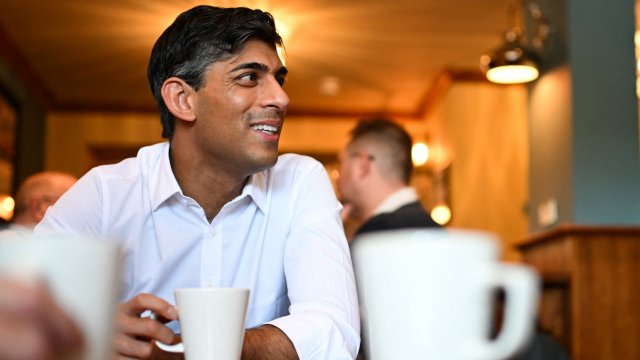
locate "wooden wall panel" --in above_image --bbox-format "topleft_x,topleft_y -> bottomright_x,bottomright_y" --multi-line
518,226 -> 640,360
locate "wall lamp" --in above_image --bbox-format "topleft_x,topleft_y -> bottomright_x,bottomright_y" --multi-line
480,2 -> 549,84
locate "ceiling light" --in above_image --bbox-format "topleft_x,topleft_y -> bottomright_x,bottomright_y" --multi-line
320,76 -> 341,96
480,29 -> 540,84
480,2 -> 549,85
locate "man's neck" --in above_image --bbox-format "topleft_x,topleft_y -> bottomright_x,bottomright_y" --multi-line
354,182 -> 397,220
170,141 -> 248,222
9,218 -> 35,229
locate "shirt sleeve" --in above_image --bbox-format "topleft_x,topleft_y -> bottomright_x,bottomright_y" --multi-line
267,160 -> 361,359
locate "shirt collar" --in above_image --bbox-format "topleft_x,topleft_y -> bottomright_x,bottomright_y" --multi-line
150,142 -> 269,213
238,170 -> 268,214
371,186 -> 419,216
151,143 -> 182,211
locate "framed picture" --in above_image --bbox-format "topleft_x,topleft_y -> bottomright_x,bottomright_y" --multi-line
0,92 -> 16,220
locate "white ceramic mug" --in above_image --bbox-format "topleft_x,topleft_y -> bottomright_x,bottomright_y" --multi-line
351,229 -> 540,360
0,236 -> 121,360
171,287 -> 250,360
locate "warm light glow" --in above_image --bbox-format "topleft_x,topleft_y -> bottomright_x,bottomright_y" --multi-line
486,65 -> 539,84
274,18 -> 290,42
272,11 -> 294,67
330,169 -> 340,181
430,204 -> 451,225
411,142 -> 429,167
277,46 -> 286,66
320,76 -> 340,96
0,195 -> 15,220
426,142 -> 451,171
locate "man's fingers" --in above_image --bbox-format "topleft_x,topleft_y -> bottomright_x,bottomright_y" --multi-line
0,308 -> 80,360
0,280 -> 83,360
113,294 -> 178,358
0,316 -> 55,360
117,304 -> 176,343
36,284 -> 84,350
120,293 -> 178,321
112,331 -> 154,359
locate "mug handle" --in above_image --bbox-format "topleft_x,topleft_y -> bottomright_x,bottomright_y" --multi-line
472,264 -> 540,360
154,340 -> 184,353
148,312 -> 184,353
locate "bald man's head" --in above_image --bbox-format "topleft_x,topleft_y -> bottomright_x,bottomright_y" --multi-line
12,171 -> 77,227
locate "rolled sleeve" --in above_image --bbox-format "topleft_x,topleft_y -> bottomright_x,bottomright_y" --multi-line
269,161 -> 360,359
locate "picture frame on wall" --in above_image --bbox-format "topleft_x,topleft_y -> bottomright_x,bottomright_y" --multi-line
0,91 -> 16,221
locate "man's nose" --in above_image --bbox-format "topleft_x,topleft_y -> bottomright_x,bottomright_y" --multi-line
263,78 -> 289,110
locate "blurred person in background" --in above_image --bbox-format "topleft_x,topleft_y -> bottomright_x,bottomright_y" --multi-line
339,118 -> 569,360
338,118 -> 440,360
0,171 -> 76,240
337,118 -> 439,359
338,117 -> 439,240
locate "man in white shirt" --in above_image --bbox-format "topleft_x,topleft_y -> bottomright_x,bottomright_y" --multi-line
0,171 -> 76,240
35,5 -> 359,360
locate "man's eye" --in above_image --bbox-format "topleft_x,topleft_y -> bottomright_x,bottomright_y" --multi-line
238,73 -> 258,82
277,77 -> 286,87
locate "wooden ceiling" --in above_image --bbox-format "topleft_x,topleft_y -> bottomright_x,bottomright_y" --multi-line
0,0 -> 512,117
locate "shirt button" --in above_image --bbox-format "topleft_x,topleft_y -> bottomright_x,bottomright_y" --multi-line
210,229 -> 217,237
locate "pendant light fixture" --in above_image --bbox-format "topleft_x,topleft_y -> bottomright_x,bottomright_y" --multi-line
480,2 -> 549,84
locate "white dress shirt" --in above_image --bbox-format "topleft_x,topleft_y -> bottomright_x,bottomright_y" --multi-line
370,187 -> 420,216
34,142 -> 360,359
0,223 -> 32,241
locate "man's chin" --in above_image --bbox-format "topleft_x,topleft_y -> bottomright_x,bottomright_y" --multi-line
250,154 -> 279,174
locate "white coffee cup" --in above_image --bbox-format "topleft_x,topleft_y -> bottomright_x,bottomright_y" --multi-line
172,287 -> 250,360
0,236 -> 121,360
351,229 -> 540,360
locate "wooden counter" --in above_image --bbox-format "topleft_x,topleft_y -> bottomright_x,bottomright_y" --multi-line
517,225 -> 640,360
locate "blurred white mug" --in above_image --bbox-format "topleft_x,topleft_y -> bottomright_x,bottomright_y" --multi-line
0,236 -> 121,360
351,229 -> 539,360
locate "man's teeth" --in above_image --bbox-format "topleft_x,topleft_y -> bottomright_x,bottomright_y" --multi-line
251,124 -> 278,134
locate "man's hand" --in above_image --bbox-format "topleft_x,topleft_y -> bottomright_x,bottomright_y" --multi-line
0,276 -> 84,360
113,293 -> 178,359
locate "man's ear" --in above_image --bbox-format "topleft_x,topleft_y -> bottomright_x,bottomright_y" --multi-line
356,152 -> 373,179
161,77 -> 196,122
31,197 -> 49,223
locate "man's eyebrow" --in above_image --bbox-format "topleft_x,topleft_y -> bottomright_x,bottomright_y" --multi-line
230,62 -> 268,73
229,62 -> 288,77
276,66 -> 288,78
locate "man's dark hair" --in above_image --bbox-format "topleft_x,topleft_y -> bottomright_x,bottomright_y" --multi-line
148,5 -> 283,139
350,117 -> 414,184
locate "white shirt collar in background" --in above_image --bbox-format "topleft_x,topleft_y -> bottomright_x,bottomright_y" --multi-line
371,186 -> 419,216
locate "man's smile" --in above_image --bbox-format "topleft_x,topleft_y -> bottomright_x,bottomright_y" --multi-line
250,123 -> 280,135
